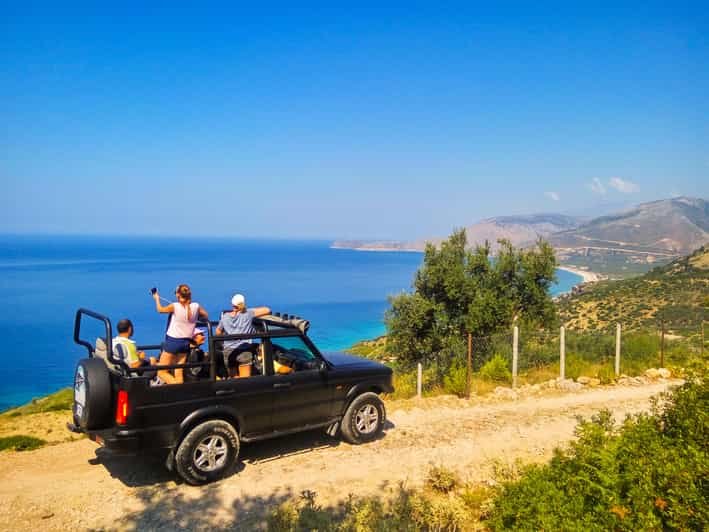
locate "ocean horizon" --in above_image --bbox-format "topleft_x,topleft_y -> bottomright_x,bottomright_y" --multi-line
0,234 -> 582,411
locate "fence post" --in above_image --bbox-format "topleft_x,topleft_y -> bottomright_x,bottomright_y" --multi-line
560,326 -> 566,380
512,326 -> 519,388
615,323 -> 621,376
702,321 -> 705,358
660,321 -> 665,368
466,332 -> 472,398
417,363 -> 422,398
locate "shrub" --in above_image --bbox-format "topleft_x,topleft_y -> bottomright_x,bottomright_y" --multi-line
480,354 -> 511,383
0,435 -> 46,452
425,465 -> 460,494
486,377 -> 709,530
443,359 -> 468,397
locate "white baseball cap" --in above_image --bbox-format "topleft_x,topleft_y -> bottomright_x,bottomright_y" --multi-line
231,294 -> 245,306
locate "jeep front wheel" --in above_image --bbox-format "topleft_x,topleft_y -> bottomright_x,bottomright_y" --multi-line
340,392 -> 385,444
175,420 -> 239,485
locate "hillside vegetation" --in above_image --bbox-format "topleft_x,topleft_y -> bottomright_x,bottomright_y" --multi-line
558,246 -> 709,332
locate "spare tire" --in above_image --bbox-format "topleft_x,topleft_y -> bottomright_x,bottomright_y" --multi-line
73,358 -> 112,430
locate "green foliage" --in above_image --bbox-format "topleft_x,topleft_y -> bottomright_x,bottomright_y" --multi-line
385,229 -> 557,368
480,354 -> 512,383
442,358 -> 468,397
425,465 -> 461,494
487,377 -> 709,531
0,435 -> 47,452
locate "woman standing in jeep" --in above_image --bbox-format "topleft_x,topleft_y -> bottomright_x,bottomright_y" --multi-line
152,284 -> 209,384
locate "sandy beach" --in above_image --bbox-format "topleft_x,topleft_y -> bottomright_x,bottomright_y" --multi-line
557,265 -> 602,283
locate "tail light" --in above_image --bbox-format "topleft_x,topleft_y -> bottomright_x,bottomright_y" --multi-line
116,390 -> 129,425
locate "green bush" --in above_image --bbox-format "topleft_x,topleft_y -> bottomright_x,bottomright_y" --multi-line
480,354 -> 511,383
425,465 -> 460,494
0,435 -> 46,452
487,377 -> 709,530
443,359 -> 468,397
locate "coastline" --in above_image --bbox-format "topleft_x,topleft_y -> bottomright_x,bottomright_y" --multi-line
557,265 -> 602,283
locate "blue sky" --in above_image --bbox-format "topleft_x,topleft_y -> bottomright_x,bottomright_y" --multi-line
2,2 -> 707,239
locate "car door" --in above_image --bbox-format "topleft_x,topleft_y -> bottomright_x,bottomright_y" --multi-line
212,337 -> 274,437
268,335 -> 334,431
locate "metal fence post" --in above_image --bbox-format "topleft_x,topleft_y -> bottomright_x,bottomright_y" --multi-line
417,362 -> 422,398
615,323 -> 621,376
560,325 -> 566,380
466,332 -> 472,398
512,326 -> 519,388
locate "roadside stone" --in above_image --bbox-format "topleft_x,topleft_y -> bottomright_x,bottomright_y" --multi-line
658,368 -> 671,379
588,378 -> 601,387
577,376 -> 591,385
557,378 -> 583,392
645,368 -> 661,380
493,386 -> 518,400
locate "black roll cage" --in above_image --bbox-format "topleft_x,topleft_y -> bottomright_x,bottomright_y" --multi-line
73,307 -> 327,380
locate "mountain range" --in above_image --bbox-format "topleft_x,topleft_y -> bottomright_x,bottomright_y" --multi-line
332,197 -> 709,277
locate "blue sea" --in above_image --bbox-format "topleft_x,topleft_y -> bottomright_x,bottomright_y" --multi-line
0,235 -> 581,411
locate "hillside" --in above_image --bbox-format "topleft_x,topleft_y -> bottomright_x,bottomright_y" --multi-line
552,197 -> 709,277
558,245 -> 709,331
332,213 -> 581,252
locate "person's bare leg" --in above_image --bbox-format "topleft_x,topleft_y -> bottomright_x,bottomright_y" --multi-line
174,354 -> 187,384
158,352 -> 177,385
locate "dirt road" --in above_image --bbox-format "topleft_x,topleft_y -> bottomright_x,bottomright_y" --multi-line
0,381 -> 678,531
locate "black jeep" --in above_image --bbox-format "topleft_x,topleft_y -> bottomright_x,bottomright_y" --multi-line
68,308 -> 393,485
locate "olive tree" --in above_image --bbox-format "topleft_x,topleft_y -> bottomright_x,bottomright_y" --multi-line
385,229 -> 557,368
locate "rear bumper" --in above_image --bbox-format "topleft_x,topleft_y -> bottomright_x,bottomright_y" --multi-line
67,422 -> 146,454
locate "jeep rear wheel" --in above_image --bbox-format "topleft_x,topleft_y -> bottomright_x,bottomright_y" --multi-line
73,358 -> 111,430
175,420 -> 239,485
340,392 -> 386,444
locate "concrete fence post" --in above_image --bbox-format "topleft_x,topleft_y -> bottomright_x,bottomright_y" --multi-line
560,325 -> 566,380
615,323 -> 621,376
512,326 -> 519,388
417,362 -> 422,398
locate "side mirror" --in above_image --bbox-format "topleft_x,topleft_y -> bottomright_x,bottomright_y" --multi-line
318,359 -> 328,373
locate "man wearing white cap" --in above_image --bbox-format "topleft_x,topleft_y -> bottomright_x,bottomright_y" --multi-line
215,294 -> 271,378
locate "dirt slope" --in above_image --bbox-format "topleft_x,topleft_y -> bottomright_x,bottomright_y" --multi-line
0,381 -> 678,531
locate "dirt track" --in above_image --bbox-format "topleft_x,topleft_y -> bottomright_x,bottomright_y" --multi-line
0,381 -> 678,531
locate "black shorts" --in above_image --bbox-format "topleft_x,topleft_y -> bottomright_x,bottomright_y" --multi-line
223,344 -> 257,368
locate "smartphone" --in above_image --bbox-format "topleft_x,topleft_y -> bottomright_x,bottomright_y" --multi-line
150,287 -> 157,295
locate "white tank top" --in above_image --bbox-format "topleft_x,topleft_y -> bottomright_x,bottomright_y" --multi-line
166,302 -> 200,339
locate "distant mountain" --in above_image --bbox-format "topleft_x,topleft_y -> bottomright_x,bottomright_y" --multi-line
331,197 -> 709,277
332,213 -> 582,252
549,197 -> 709,255
550,197 -> 709,277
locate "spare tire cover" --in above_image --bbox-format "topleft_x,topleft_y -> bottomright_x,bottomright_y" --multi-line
74,358 -> 112,430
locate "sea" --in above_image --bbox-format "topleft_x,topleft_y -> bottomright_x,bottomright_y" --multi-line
0,235 -> 582,411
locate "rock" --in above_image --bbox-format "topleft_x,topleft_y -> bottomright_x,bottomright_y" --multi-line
645,368 -> 661,380
557,378 -> 583,392
577,376 -> 591,385
658,368 -> 671,379
588,378 -> 601,387
493,386 -> 518,400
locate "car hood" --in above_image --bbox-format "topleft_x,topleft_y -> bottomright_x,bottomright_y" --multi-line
322,351 -> 390,371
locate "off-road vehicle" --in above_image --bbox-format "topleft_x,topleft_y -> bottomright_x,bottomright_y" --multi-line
68,308 -> 393,485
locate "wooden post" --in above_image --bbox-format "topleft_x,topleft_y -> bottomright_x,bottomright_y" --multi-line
701,321 -> 705,359
417,363 -> 422,398
660,321 -> 665,368
512,326 -> 519,388
615,324 -> 621,376
466,332 -> 472,398
560,326 -> 566,380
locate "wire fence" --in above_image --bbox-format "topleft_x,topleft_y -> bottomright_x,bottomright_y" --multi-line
399,321 -> 707,398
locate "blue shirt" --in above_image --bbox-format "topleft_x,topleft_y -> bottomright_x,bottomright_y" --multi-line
218,309 -> 256,350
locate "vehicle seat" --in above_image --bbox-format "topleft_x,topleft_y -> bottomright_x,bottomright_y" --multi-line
94,338 -> 121,372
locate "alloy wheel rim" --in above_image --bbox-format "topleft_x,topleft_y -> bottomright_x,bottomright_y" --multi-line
193,435 -> 228,472
355,404 -> 379,434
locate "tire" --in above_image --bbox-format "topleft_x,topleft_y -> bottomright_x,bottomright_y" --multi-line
175,420 -> 240,485
73,358 -> 112,430
340,392 -> 386,444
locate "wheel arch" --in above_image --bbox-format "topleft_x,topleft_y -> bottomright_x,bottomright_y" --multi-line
176,406 -> 242,449
342,382 -> 384,415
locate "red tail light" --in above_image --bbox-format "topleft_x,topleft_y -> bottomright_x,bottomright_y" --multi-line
116,390 -> 129,425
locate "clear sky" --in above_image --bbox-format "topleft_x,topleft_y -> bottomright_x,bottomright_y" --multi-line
2,2 -> 707,239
